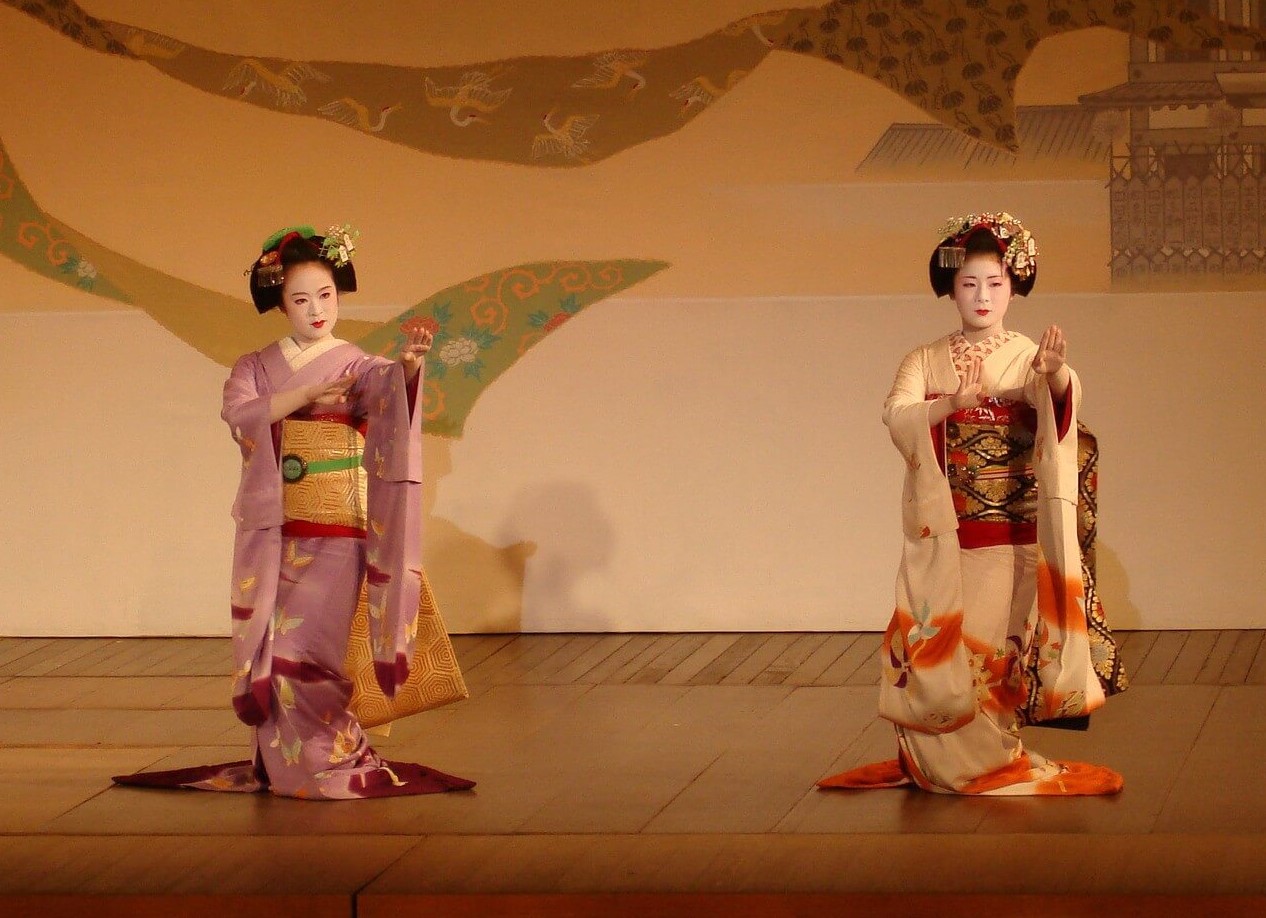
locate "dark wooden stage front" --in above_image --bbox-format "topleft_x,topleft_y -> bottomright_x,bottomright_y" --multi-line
2,631 -> 1264,916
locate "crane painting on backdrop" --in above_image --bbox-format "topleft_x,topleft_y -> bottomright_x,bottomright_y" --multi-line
2,0 -> 1264,438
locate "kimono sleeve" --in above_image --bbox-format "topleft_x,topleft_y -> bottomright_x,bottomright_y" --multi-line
352,355 -> 425,697
1024,363 -> 1082,506
354,357 -> 423,484
883,347 -> 958,540
221,353 -> 283,531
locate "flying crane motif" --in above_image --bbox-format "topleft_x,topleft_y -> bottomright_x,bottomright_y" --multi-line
8,0 -> 1266,162
531,107 -> 600,163
722,11 -> 787,47
223,59 -> 331,110
571,51 -> 649,98
318,98 -> 404,133
423,70 -> 514,127
671,70 -> 750,117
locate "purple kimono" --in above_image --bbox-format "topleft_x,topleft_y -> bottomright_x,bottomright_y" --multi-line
115,337 -> 473,799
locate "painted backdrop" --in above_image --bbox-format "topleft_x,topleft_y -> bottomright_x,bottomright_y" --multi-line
2,0 -> 1264,634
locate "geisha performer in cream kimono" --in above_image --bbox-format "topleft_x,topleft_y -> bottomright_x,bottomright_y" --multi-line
115,226 -> 474,799
820,214 -> 1122,796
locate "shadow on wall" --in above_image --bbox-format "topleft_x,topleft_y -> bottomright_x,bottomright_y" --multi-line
422,436 -> 537,633
1096,541 -> 1142,631
498,479 -> 616,633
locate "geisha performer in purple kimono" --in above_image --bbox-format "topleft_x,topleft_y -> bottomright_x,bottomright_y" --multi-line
820,213 -> 1122,796
115,225 -> 474,799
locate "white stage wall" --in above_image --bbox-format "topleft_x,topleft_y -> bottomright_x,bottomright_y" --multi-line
2,290 -> 1261,635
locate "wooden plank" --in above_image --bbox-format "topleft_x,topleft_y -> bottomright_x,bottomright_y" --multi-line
452,635 -> 516,671
521,635 -> 605,682
469,635 -> 578,686
843,633 -> 883,685
783,633 -> 859,686
543,635 -> 635,684
605,635 -> 685,684
1195,630 -> 1243,685
1247,633 -> 1266,685
183,638 -> 234,675
658,634 -> 744,685
750,633 -> 831,686
1117,630 -> 1159,681
0,638 -> 56,669
3,639 -> 110,677
719,633 -> 802,685
686,634 -> 769,686
1164,630 -> 1219,685
0,896 -> 350,918
626,634 -> 713,684
815,633 -> 881,686
79,638 -> 189,678
1131,631 -> 1189,685
62,639 -> 168,678
1220,631 -> 1265,685
581,634 -> 664,683
133,639 -> 227,677
458,636 -> 531,680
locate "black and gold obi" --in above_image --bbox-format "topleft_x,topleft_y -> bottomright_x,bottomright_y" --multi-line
279,415 -> 368,537
941,397 -> 1037,547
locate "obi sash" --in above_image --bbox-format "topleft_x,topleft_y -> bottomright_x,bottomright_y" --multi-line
938,397 -> 1038,548
280,417 -> 368,536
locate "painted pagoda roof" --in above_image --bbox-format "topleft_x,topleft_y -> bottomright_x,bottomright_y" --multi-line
1078,80 -> 1224,110
857,105 -> 1109,172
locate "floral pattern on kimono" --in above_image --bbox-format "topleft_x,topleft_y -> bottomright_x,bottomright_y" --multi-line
820,331 -> 1121,796
114,336 -> 473,799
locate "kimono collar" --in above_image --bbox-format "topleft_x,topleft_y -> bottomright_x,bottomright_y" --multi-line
279,335 -> 347,371
950,330 -> 1018,378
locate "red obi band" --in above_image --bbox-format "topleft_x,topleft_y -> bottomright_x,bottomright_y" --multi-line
957,520 -> 1037,549
948,397 -> 1036,428
307,411 -> 368,436
282,520 -> 367,539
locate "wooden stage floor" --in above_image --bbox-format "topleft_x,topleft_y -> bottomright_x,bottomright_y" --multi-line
2,631 -> 1265,917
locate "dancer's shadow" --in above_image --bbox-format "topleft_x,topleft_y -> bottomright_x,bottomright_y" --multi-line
498,480 -> 616,632
1097,541 -> 1141,630
422,436 -> 537,632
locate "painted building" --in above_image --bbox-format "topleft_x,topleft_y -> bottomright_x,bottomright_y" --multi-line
1078,0 -> 1266,282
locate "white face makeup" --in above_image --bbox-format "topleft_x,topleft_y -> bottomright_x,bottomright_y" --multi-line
951,253 -> 1012,342
280,260 -> 339,349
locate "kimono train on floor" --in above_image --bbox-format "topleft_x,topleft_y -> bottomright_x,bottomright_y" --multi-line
115,336 -> 474,799
820,331 -> 1123,796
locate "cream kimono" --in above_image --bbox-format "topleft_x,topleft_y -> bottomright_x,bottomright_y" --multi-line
822,331 -> 1121,796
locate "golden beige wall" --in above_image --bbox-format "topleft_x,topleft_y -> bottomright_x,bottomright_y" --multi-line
1,2 -> 1262,633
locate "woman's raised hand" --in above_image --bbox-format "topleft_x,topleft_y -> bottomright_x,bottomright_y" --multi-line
952,358 -> 984,410
398,327 -> 434,378
1032,325 -> 1068,375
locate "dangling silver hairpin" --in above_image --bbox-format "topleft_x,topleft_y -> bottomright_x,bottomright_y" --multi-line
252,250 -> 285,288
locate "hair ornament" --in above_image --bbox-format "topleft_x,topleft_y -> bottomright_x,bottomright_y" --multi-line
320,224 -> 360,268
935,211 -> 1037,280
246,222 -> 360,313
251,250 -> 285,288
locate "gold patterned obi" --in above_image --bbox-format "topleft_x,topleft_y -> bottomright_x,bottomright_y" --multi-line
944,397 -> 1037,528
280,418 -> 368,531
